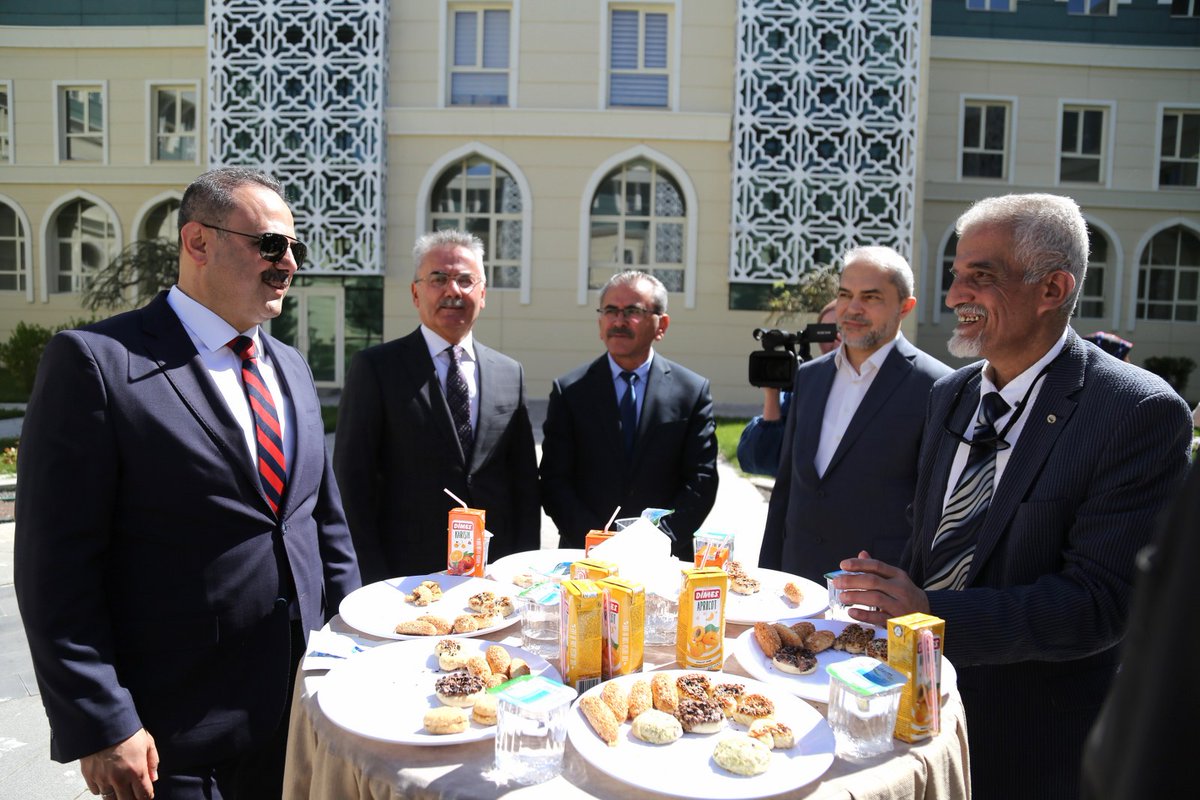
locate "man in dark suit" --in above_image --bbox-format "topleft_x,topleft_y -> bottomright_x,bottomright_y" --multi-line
759,247 -> 950,582
540,270 -> 718,562
834,194 -> 1192,800
14,167 -> 361,800
334,230 -> 540,581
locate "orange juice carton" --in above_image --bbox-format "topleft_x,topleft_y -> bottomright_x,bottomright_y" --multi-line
598,577 -> 645,679
570,557 -> 619,581
693,531 -> 735,568
446,507 -> 486,576
559,579 -> 603,693
887,612 -> 945,743
584,529 -> 615,555
676,566 -> 728,670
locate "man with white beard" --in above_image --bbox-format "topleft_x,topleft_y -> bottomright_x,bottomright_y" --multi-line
831,193 -> 1192,800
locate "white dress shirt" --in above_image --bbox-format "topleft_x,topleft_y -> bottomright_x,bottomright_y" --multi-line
608,349 -> 654,421
166,285 -> 295,475
814,335 -> 901,477
420,325 -> 479,431
941,328 -> 1069,511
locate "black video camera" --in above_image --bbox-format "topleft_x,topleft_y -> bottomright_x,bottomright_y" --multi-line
748,324 -> 839,389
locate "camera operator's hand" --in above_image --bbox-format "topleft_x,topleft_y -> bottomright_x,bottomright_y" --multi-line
761,388 -> 782,421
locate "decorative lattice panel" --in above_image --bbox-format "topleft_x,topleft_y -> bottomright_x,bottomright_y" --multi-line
731,0 -> 922,283
208,0 -> 387,274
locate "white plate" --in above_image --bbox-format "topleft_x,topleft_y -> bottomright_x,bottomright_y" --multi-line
486,548 -> 584,588
338,573 -> 518,640
725,568 -> 827,624
317,639 -> 560,746
732,618 -> 959,704
567,669 -> 835,799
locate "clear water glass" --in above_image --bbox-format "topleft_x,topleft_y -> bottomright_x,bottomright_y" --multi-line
493,676 -> 577,785
516,583 -> 561,659
644,591 -> 677,646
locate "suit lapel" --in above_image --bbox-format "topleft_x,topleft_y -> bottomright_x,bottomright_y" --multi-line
795,359 -> 835,483
398,330 -> 465,463
967,335 -> 1083,583
264,335 -> 315,518
470,344 -> 500,472
634,356 -> 672,465
924,368 -> 983,547
823,341 -> 916,476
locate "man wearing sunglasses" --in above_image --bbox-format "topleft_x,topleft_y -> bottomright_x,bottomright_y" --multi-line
540,270 -> 718,562
833,194 -> 1192,800
334,230 -> 540,580
14,167 -> 361,800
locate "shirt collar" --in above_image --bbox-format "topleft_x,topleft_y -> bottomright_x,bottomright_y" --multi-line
420,324 -> 476,362
608,349 -> 654,381
833,331 -> 901,376
167,285 -> 259,355
980,328 -> 1069,407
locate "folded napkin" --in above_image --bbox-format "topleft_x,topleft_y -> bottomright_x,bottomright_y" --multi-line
302,628 -> 376,671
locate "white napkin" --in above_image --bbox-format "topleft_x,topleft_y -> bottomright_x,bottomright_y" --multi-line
588,521 -> 682,598
302,628 -> 376,672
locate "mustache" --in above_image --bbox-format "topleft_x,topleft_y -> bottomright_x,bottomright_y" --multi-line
439,297 -> 466,309
262,268 -> 291,287
953,303 -> 988,318
839,315 -> 868,326
606,327 -> 634,338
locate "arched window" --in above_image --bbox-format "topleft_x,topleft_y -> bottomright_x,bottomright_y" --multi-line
0,201 -> 26,292
1076,224 -> 1108,319
429,156 -> 522,288
141,198 -> 180,241
588,158 -> 685,292
52,199 -> 116,294
1137,225 -> 1200,322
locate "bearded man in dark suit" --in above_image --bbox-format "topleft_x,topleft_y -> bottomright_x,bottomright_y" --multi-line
334,230 -> 540,581
834,193 -> 1192,800
539,270 -> 718,561
15,167 -> 361,799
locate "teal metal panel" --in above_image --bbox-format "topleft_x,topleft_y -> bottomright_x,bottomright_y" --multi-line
0,0 -> 203,26
933,0 -> 1200,48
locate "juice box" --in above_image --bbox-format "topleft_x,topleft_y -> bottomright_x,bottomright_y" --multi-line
887,612 -> 945,743
584,529 -> 615,555
570,558 -> 618,581
598,577 -> 644,680
676,567 -> 728,670
446,507 -> 486,576
559,579 -> 603,693
693,531 -> 735,568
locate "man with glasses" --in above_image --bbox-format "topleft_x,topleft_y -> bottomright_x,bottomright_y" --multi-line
540,269 -> 718,561
832,194 -> 1192,800
334,230 -> 540,580
15,167 -> 361,799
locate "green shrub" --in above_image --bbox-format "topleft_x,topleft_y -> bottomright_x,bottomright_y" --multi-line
0,318 -> 99,398
1142,356 -> 1197,395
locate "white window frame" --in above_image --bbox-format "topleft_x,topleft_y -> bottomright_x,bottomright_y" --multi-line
0,80 -> 12,164
1056,100 -> 1116,188
147,80 -> 201,165
1133,222 -> 1200,324
1155,104 -> 1200,190
440,1 -> 519,109
958,95 -> 1017,183
54,81 -> 108,164
600,1 -> 680,112
577,145 -> 697,309
38,191 -> 123,301
0,194 -> 33,300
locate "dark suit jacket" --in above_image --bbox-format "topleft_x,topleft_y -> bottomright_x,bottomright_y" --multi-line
759,336 -> 951,582
540,353 -> 718,561
334,327 -> 540,582
13,291 -> 360,768
902,329 -> 1192,800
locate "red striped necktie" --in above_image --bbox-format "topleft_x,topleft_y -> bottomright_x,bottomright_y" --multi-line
228,335 -> 287,516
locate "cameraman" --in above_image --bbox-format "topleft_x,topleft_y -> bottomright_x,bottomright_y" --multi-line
737,300 -> 839,477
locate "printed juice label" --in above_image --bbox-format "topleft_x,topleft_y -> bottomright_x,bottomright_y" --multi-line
887,612 -> 945,743
676,567 -> 727,670
584,530 -> 614,555
446,508 -> 486,576
559,579 -> 602,693
599,577 -> 644,679
570,558 -> 618,581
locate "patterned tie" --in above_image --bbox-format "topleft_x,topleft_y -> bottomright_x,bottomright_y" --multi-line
619,371 -> 639,460
924,390 -> 1011,591
445,345 -> 474,457
228,336 -> 287,517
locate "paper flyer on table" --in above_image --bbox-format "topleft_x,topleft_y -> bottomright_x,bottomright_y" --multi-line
302,628 -> 376,671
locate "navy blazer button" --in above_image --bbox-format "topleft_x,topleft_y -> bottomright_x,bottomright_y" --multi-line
1047,414 -> 1057,424
275,597 -> 288,609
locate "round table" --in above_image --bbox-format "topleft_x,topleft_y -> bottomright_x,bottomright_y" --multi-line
283,616 -> 971,800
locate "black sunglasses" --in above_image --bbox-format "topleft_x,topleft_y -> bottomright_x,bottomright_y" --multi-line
198,222 -> 307,269
942,354 -> 1062,451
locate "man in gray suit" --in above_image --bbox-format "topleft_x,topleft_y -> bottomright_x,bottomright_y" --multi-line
540,270 -> 718,562
835,194 -> 1193,800
334,230 -> 540,581
759,247 -> 950,582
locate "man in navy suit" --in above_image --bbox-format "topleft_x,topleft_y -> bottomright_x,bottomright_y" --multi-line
15,167 -> 361,800
835,194 -> 1192,800
540,270 -> 718,562
334,230 -> 540,580
759,247 -> 950,582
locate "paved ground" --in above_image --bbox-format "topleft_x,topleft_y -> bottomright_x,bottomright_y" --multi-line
0,401 -> 772,798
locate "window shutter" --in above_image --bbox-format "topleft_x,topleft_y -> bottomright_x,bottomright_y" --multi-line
611,10 -> 639,70
482,9 -> 509,69
454,11 -> 477,67
644,13 -> 667,69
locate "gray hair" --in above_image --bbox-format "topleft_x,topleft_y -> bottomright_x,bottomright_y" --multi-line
412,229 -> 486,279
178,167 -> 285,234
841,246 -> 914,300
599,270 -> 669,315
955,193 -> 1088,319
